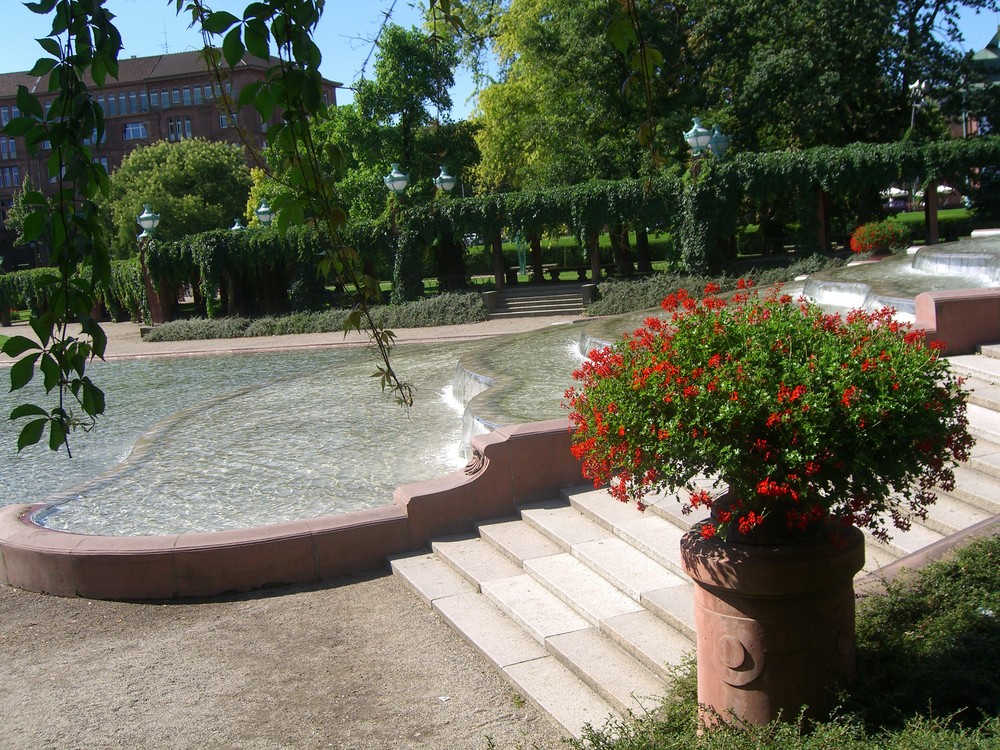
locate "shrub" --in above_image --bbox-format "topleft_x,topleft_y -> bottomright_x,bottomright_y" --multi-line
142,293 -> 488,342
849,219 -> 911,254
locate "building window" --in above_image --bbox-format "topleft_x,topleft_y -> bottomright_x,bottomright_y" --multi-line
105,95 -> 116,115
184,116 -> 192,138
93,157 -> 108,172
150,90 -> 159,108
129,91 -> 138,113
123,122 -> 148,140
140,91 -> 149,112
171,88 -> 181,105
0,106 -> 9,126
161,89 -> 170,108
204,84 -> 213,100
167,119 -> 176,141
0,136 -> 15,160
219,113 -> 237,129
193,86 -> 202,105
225,81 -> 232,95
214,83 -> 222,97
118,93 -> 126,113
182,87 -> 192,106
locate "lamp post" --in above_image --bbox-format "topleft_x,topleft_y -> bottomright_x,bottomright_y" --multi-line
255,200 -> 274,227
384,163 -> 414,303
708,126 -> 730,160
230,218 -> 245,231
433,165 -> 457,193
683,117 -> 714,157
384,162 -> 409,195
135,204 -> 165,325
909,78 -> 929,131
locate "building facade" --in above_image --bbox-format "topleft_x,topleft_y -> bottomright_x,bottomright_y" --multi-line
0,50 -> 339,269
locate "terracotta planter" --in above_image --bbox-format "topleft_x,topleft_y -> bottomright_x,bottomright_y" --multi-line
680,523 -> 865,726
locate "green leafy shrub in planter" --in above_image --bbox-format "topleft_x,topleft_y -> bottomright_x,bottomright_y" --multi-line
850,219 -> 911,254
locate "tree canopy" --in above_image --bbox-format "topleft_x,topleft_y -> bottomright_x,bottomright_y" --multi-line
107,138 -> 251,257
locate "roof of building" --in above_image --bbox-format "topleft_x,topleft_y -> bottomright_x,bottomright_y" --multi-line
0,50 -> 340,97
972,26 -> 1000,71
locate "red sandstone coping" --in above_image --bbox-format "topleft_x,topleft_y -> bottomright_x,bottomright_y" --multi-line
0,418 -> 581,600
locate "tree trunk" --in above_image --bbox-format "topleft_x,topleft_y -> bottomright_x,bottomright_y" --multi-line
635,226 -> 652,273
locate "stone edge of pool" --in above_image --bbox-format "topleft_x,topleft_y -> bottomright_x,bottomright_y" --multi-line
0,418 -> 582,600
2,287 -> 1000,600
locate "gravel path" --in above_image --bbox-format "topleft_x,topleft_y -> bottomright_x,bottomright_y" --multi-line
1,317 -> 583,750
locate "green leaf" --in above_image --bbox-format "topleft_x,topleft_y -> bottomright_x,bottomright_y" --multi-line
201,10 -> 240,34
35,37 -> 61,58
244,19 -> 270,59
9,403 -> 47,420
17,418 -> 46,452
9,353 -> 39,391
39,352 -> 60,391
15,86 -> 43,119
80,378 -> 105,417
47,417 -> 65,451
2,336 -> 41,358
28,57 -> 57,77
22,209 -> 47,243
222,28 -> 245,67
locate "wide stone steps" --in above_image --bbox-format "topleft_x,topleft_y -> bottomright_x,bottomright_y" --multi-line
488,285 -> 585,318
391,351 -> 1000,740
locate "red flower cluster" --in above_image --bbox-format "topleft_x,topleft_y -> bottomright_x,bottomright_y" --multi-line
565,283 -> 973,542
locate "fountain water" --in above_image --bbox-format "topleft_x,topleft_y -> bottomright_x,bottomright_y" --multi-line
802,234 -> 1000,321
2,326 -> 584,536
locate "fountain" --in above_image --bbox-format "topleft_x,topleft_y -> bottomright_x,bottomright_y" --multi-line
2,229 -> 999,599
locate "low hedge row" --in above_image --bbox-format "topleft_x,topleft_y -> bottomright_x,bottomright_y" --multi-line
143,292 -> 488,342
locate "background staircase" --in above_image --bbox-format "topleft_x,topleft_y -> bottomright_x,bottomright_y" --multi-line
487,283 -> 586,319
391,349 -> 1000,740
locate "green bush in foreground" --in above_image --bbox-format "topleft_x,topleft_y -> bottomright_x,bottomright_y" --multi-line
143,292 -> 488,342
570,535 -> 1000,749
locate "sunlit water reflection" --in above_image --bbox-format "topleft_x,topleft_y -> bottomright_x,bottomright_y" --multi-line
2,325 -> 583,536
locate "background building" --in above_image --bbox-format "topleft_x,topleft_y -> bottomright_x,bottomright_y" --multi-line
0,50 -> 339,269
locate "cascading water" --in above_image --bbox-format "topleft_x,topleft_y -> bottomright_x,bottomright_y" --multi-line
801,235 -> 1000,318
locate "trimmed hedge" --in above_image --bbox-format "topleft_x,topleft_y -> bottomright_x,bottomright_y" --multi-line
143,292 -> 488,342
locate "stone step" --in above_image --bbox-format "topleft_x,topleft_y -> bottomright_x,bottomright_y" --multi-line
944,464 -> 1000,514
923,492 -> 994,535
977,343 -> 1000,360
546,627 -> 666,715
949,353 -> 1000,385
960,376 -> 1000,412
969,438 -> 1000,481
966,403 -> 1000,444
393,394 -> 1000,740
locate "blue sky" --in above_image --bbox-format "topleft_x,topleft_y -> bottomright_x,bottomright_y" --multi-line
0,0 -> 998,121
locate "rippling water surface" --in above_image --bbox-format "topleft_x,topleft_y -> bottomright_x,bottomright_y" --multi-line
0,325 -> 585,537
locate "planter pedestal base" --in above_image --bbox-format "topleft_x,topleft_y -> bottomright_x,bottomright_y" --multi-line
680,525 -> 865,726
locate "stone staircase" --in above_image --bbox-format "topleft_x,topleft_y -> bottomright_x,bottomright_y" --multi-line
487,283 -> 586,319
390,350 -> 1000,741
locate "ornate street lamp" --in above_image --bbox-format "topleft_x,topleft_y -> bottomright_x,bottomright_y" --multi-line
255,200 -> 274,227
708,126 -> 731,160
135,204 -> 164,324
231,218 -> 245,231
136,203 -> 160,238
433,165 -> 457,193
384,162 -> 409,195
683,117 -> 713,156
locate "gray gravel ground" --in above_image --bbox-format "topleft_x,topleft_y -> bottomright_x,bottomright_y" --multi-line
0,317 -> 584,750
0,573 -> 569,750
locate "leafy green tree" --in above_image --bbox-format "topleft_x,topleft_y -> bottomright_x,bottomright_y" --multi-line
4,175 -> 42,247
107,137 -> 251,257
0,0 -> 425,454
